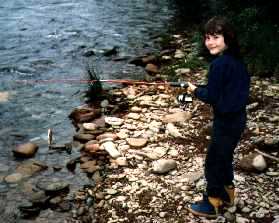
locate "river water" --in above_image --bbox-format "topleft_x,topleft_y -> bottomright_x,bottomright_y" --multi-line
0,0 -> 176,160
0,0 -> 177,219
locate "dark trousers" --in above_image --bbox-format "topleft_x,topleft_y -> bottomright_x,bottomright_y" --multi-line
205,111 -> 246,199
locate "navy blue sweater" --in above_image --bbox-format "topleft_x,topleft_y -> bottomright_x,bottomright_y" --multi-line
194,53 -> 250,115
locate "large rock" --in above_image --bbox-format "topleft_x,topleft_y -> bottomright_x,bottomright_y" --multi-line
152,159 -> 177,174
13,142 -> 39,158
239,153 -> 267,172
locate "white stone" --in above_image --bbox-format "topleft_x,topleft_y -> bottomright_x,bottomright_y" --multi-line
83,123 -> 97,131
252,154 -> 267,171
101,141 -> 121,158
152,159 -> 177,174
105,117 -> 124,126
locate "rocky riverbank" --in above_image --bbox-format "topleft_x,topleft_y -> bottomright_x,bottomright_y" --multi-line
1,34 -> 278,223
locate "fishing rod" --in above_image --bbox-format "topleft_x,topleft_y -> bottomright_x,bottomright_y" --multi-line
15,79 -> 189,88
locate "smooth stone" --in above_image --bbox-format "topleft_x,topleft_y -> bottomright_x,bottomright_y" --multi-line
126,138 -> 148,148
104,117 -> 124,126
105,189 -> 118,195
13,142 -> 39,158
82,123 -> 97,131
96,133 -> 118,141
152,159 -> 177,174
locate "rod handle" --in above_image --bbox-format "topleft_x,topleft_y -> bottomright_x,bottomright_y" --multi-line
169,82 -> 188,88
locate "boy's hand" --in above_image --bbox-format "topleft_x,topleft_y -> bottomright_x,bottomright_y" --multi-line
187,82 -> 197,94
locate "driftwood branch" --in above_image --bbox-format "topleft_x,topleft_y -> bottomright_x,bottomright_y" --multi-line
255,148 -> 279,162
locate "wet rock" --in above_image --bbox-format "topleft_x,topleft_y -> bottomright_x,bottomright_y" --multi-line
18,200 -> 40,218
162,111 -> 192,123
83,50 -> 95,57
145,63 -> 159,74
69,107 -> 101,123
101,141 -> 121,158
126,138 -> 148,148
66,156 -> 80,171
4,173 -> 23,183
74,133 -> 95,142
80,160 -> 100,173
28,191 -> 50,206
16,160 -> 48,177
103,46 -> 118,56
151,159 -> 177,174
13,142 -> 39,158
36,179 -> 69,195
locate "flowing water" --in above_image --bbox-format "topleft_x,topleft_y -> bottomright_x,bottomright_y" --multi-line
0,0 -> 176,219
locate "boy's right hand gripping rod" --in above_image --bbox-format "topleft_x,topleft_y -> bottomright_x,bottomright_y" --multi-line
168,81 -> 189,89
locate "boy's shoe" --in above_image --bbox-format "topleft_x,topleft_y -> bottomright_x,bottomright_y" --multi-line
223,185 -> 235,207
188,195 -> 223,218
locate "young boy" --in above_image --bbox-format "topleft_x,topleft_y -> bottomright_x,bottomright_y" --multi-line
185,16 -> 250,218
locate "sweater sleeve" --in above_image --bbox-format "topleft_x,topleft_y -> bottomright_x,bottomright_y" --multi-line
194,61 -> 223,105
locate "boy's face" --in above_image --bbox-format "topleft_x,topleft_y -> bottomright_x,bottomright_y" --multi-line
205,34 -> 227,55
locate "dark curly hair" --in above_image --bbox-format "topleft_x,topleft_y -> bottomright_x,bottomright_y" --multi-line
203,16 -> 240,58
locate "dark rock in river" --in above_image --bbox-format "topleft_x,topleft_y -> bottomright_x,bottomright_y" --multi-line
69,107 -> 102,123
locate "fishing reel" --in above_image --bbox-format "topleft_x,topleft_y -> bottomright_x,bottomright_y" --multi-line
177,93 -> 193,111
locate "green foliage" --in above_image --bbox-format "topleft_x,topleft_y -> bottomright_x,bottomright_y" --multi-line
234,7 -> 279,76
